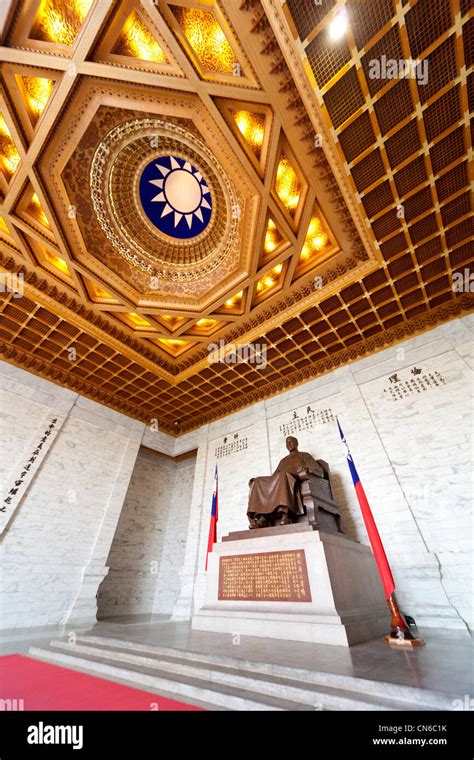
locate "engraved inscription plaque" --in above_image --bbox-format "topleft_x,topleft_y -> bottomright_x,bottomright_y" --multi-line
218,549 -> 311,602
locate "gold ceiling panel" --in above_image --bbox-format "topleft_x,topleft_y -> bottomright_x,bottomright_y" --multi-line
154,337 -> 196,357
164,1 -> 259,88
215,99 -> 274,176
255,262 -> 285,303
118,312 -> 155,331
83,278 -> 120,305
170,5 -> 238,75
0,114 -> 21,179
93,2 -> 183,77
112,10 -> 167,64
273,146 -> 307,226
19,75 -> 55,122
12,182 -> 56,245
26,191 -> 50,229
30,0 -> 93,47
31,238 -> 72,280
261,216 -> 290,266
0,0 -> 471,434
233,110 -> 265,157
0,216 -> 12,236
1,65 -> 61,142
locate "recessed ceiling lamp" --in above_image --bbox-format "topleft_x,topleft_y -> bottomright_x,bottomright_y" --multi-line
328,10 -> 348,41
0,216 -> 10,234
22,77 -> 54,117
0,114 -> 20,175
127,312 -> 152,327
41,248 -> 70,275
196,318 -> 218,329
224,291 -> 243,307
29,192 -> 50,227
275,156 -> 300,212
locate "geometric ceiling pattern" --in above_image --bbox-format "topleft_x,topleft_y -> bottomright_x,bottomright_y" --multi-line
0,0 -> 472,434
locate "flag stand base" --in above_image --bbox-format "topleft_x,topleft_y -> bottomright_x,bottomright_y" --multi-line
384,635 -> 424,648
384,594 -> 425,648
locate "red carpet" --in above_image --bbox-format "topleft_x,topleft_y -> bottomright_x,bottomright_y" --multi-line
0,654 -> 203,711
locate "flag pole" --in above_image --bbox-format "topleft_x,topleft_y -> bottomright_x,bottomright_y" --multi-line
205,464 -> 219,571
337,418 -> 424,648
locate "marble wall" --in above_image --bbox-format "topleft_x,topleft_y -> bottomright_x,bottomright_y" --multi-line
97,449 -> 195,618
174,315 -> 473,635
0,363 -> 145,629
1,313 -> 472,635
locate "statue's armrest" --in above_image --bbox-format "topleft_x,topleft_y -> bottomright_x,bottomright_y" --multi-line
299,474 -> 344,533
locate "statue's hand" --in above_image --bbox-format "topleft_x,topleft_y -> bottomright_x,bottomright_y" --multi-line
297,466 -> 310,480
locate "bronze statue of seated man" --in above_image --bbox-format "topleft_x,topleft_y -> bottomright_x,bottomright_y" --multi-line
247,436 -> 325,528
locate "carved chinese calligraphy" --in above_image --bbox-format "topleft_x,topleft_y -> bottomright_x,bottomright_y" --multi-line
383,368 -> 447,401
215,435 -> 248,459
0,415 -> 64,533
218,550 -> 311,602
279,407 -> 334,437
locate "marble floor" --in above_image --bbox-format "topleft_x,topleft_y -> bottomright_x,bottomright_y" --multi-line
1,615 -> 473,700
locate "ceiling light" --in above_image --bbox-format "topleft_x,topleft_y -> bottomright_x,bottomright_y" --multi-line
33,0 -> 93,46
0,114 -> 20,175
299,215 -> 328,262
264,218 -> 282,254
157,338 -> 190,353
328,10 -> 348,41
275,155 -> 301,212
89,281 -> 114,300
172,6 -> 237,74
225,291 -> 243,307
29,193 -> 50,227
196,318 -> 217,329
42,248 -> 70,275
22,77 -> 54,117
234,110 -> 265,153
127,312 -> 151,327
161,314 -> 180,324
257,267 -> 281,294
120,12 -> 166,62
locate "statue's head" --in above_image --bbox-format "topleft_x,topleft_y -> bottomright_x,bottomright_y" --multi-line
286,436 -> 299,452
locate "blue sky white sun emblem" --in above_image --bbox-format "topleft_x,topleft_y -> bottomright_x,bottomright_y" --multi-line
139,156 -> 212,239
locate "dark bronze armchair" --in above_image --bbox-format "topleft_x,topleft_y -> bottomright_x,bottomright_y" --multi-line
295,460 -> 344,534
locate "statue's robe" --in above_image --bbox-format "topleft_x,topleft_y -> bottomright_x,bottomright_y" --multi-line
248,452 -> 324,516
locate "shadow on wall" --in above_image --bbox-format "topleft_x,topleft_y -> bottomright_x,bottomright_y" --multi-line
96,448 -> 196,621
331,471 -> 359,540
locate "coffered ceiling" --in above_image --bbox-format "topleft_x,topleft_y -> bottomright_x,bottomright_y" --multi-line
0,0 -> 472,434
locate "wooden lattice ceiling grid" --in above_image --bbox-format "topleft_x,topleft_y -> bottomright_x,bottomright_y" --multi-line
0,0 -> 472,434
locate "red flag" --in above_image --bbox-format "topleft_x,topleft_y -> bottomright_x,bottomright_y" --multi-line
205,465 -> 218,571
337,419 -> 395,598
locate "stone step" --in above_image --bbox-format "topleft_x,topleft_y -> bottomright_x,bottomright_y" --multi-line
73,634 -> 454,710
28,645 -> 303,712
38,639 -> 395,711
27,636 -> 453,711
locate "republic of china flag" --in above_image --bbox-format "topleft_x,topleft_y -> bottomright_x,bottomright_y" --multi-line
337,419 -> 395,598
205,465 -> 218,571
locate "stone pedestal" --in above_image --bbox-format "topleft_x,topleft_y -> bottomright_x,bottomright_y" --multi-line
192,527 -> 390,646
